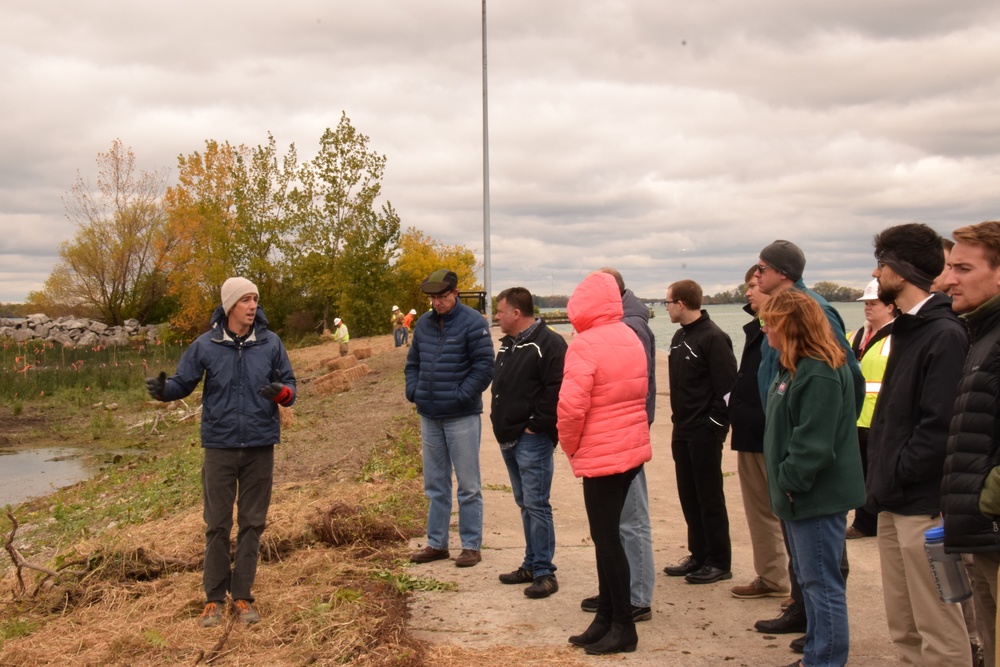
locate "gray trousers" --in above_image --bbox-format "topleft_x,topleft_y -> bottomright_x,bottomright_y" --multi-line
202,445 -> 274,603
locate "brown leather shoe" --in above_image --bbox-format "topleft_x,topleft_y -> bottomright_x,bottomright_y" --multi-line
409,546 -> 449,563
846,526 -> 872,539
730,576 -> 789,599
455,549 -> 481,567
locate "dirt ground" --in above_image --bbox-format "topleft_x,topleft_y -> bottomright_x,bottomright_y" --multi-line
405,330 -> 902,667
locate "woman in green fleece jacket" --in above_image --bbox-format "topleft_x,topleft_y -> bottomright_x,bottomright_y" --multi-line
758,290 -> 865,667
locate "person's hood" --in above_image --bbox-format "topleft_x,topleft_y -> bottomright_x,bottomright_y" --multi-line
621,288 -> 649,323
567,272 -> 624,334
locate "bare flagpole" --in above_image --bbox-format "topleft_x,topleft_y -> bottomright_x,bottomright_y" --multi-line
482,0 -> 493,320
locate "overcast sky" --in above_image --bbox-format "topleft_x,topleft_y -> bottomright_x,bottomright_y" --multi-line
2,1 -> 1000,303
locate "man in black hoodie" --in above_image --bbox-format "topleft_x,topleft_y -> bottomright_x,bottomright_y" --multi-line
867,223 -> 971,665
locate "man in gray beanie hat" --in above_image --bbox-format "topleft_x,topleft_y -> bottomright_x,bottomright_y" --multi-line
751,241 -> 865,642
145,277 -> 296,628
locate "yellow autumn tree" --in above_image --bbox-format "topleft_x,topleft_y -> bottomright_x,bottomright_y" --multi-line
393,227 -> 480,314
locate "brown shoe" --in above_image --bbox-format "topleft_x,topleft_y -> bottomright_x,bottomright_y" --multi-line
780,596 -> 795,609
846,526 -> 871,539
730,576 -> 789,599
455,549 -> 481,567
410,546 -> 449,563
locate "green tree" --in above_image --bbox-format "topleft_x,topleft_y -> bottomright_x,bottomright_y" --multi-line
291,113 -> 392,329
31,140 -> 172,324
393,228 -> 480,316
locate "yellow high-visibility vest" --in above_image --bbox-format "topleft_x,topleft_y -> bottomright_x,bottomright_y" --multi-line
848,330 -> 891,428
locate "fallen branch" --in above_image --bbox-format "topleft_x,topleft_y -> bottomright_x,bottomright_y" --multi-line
5,511 -> 84,595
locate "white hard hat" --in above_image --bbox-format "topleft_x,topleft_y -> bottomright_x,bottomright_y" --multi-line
334,317 -> 342,325
409,309 -> 416,314
857,279 -> 880,301
392,305 -> 400,311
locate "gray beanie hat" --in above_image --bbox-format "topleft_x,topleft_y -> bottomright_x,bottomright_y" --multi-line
759,240 -> 806,282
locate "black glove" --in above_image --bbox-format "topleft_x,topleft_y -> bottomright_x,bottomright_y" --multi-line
145,372 -> 166,400
259,381 -> 293,406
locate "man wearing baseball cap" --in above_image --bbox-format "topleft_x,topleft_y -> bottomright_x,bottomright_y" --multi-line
405,269 -> 495,567
145,277 -> 296,628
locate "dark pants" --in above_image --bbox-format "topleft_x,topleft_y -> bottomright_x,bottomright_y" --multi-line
851,427 -> 878,535
783,519 -> 850,613
583,465 -> 641,626
202,445 -> 274,603
672,429 -> 732,570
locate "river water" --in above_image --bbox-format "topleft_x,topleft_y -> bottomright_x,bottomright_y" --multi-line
548,301 -> 866,355
0,447 -> 99,507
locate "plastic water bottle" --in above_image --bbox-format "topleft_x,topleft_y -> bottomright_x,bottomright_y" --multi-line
924,524 -> 972,603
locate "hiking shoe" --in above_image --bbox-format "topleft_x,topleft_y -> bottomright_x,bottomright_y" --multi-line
580,595 -> 599,612
233,599 -> 260,625
499,567 -> 534,584
524,574 -> 559,599
731,576 -> 789,599
455,549 -> 481,567
754,602 -> 807,634
409,546 -> 449,563
199,601 -> 223,628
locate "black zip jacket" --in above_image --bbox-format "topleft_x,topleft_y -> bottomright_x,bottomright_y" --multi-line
668,310 -> 738,435
729,303 -> 765,453
490,319 -> 568,444
943,294 -> 1000,553
866,292 -> 968,515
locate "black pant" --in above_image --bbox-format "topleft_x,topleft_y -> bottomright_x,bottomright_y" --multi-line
672,429 -> 732,570
583,465 -> 641,625
202,445 -> 274,603
851,427 -> 878,535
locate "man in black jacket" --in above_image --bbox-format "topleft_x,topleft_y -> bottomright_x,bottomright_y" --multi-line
867,223 -> 971,665
491,287 -> 567,599
729,266 -> 789,601
942,220 -> 1000,667
662,279 -> 738,585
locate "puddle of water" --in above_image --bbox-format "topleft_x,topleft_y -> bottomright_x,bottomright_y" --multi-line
0,447 -> 94,507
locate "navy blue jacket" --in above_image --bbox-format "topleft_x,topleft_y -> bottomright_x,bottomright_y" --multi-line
161,306 -> 296,448
405,301 -> 494,418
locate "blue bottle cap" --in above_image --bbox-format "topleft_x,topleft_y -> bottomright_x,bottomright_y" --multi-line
925,525 -> 945,541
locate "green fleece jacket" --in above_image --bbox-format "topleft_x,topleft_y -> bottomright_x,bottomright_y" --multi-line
764,357 -> 866,521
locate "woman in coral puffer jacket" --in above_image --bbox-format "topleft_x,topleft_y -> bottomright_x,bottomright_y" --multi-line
558,271 -> 651,655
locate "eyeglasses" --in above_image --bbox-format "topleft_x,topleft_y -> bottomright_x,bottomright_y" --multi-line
755,263 -> 774,274
429,291 -> 455,302
758,317 -> 768,328
665,299 -> 681,305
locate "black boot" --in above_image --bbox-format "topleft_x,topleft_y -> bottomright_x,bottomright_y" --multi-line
569,616 -> 612,647
584,621 -> 638,655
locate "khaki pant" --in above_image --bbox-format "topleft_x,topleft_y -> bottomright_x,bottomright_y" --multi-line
736,451 -> 789,592
878,512 -> 971,665
968,551 -> 1000,667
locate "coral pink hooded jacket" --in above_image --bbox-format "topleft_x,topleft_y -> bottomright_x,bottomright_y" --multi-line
557,272 -> 652,478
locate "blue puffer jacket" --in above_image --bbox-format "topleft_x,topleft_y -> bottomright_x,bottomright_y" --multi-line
405,301 -> 494,419
161,306 -> 296,448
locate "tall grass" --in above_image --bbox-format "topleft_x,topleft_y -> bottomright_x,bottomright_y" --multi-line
0,338 -> 186,402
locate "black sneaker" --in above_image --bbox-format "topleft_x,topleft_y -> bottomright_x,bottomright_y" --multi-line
524,574 -> 559,599
580,595 -> 599,612
631,605 -> 652,622
499,567 -> 534,585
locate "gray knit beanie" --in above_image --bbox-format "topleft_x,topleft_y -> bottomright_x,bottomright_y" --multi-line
759,240 -> 806,282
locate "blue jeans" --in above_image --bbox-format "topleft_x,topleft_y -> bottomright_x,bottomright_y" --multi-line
620,466 -> 654,607
420,414 -> 483,550
786,512 -> 850,667
500,431 -> 556,577
394,328 -> 406,347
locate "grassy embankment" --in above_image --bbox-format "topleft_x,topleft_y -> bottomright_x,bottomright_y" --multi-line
0,336 -> 448,666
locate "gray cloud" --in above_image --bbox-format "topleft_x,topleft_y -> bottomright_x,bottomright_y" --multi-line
1,1 -> 998,304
